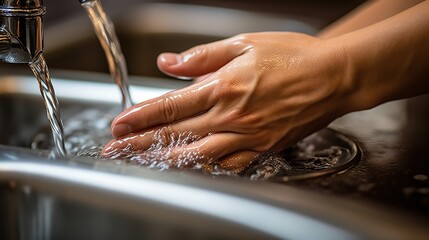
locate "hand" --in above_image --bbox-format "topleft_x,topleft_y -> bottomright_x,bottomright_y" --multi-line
102,32 -> 352,172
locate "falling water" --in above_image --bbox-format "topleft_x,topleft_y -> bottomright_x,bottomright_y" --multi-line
29,54 -> 67,157
81,0 -> 133,109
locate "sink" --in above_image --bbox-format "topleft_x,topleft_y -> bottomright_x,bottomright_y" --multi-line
43,3 -> 318,78
0,71 -> 362,181
0,73 -> 428,239
0,146 -> 360,240
1,74 -> 355,239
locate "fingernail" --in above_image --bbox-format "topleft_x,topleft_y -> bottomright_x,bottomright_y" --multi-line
159,53 -> 182,66
111,123 -> 131,138
100,140 -> 117,155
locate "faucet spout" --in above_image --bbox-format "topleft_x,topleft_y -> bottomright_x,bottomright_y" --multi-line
78,0 -> 96,3
0,0 -> 46,63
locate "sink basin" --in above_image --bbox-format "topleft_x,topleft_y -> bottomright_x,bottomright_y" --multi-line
0,73 -> 428,239
43,3 -> 318,78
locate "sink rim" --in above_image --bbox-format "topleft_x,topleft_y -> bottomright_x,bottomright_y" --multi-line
0,143 -> 428,240
0,70 -> 189,104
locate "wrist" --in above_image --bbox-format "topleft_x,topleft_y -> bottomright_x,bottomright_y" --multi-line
321,37 -> 366,116
328,33 -> 392,114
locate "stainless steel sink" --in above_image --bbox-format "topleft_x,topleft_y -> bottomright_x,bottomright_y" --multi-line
0,73 -> 428,239
1,74 -> 352,240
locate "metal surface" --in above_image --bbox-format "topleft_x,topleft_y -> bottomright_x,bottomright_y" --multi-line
0,147 -> 358,240
296,95 -> 429,219
0,73 -> 428,239
78,0 -> 94,3
274,128 -> 361,182
0,0 -> 45,63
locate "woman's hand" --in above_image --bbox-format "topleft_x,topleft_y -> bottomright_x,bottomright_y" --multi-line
102,32 -> 352,172
102,1 -> 429,172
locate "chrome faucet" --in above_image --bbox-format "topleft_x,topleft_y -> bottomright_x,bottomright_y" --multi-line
0,0 -> 46,63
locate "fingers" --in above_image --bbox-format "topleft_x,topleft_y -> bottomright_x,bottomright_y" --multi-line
157,37 -> 247,78
104,113 -> 217,155
112,37 -> 251,138
111,79 -> 218,138
103,130 -> 254,168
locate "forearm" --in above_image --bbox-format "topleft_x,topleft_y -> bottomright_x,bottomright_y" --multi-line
333,1 -> 429,111
318,0 -> 424,39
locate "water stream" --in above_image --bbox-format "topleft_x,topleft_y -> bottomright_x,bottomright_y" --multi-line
29,0 -> 132,157
29,54 -> 67,157
81,0 -> 133,109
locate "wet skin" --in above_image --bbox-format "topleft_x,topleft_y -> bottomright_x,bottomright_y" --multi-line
102,32 -> 349,171
102,1 -> 429,172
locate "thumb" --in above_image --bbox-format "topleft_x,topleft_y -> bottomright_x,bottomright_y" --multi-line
157,38 -> 247,78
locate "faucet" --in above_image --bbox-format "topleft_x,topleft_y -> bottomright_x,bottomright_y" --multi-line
0,0 -> 46,63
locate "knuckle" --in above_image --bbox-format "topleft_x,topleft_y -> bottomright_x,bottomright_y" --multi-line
239,112 -> 264,127
155,125 -> 179,147
161,93 -> 178,122
235,33 -> 253,43
184,44 -> 209,62
234,33 -> 257,48
222,108 -> 263,130
212,80 -> 244,101
231,110 -> 262,127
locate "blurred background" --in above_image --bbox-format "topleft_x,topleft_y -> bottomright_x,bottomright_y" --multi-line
0,0 -> 367,76
45,0 -> 365,28
36,0 -> 366,78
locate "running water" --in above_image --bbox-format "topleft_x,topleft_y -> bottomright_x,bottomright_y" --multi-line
29,54 -> 67,157
81,0 -> 133,109
28,0 -> 131,157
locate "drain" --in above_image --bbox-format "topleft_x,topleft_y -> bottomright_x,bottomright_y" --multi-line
242,128 -> 361,182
